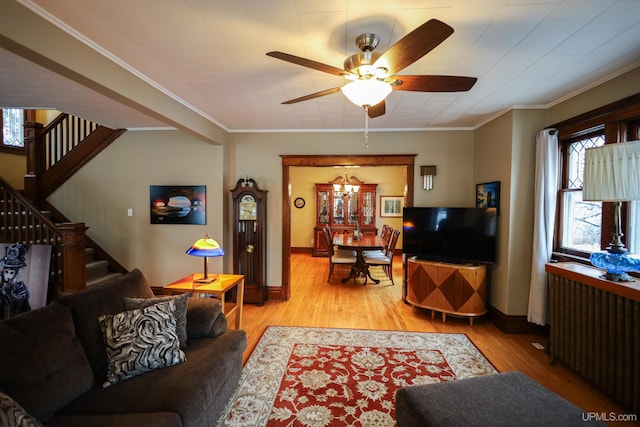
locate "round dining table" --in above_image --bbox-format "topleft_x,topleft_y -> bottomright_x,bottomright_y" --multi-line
332,234 -> 386,284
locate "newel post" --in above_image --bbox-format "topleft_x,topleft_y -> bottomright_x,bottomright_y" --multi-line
58,222 -> 87,292
23,121 -> 45,202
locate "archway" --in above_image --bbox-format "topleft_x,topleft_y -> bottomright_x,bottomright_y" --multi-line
280,154 -> 416,300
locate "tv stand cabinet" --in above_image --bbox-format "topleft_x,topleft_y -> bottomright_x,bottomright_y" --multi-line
405,257 -> 487,325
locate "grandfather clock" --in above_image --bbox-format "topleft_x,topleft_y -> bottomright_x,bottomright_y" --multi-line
231,178 -> 267,305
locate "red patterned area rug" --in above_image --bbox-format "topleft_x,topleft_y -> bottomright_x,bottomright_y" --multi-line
216,326 -> 497,426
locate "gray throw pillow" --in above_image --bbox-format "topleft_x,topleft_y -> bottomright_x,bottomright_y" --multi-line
98,300 -> 186,388
0,391 -> 43,427
124,293 -> 188,347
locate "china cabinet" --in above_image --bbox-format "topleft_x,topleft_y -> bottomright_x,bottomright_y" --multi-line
313,175 -> 378,256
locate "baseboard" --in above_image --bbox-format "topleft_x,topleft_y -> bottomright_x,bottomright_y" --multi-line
292,247 -> 312,254
267,286 -> 283,301
487,305 -> 548,335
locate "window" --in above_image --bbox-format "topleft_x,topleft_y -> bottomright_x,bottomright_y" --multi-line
558,133 -> 604,255
1,108 -> 25,151
553,93 -> 640,261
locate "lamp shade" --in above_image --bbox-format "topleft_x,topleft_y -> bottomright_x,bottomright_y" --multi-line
186,235 -> 223,284
342,79 -> 392,108
186,235 -> 224,257
583,140 -> 640,202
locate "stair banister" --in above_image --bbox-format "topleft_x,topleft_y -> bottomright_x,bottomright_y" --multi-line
23,120 -> 45,202
58,222 -> 88,292
0,176 -> 87,295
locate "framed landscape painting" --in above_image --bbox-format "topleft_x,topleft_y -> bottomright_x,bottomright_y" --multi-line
380,196 -> 404,217
150,185 -> 206,224
476,181 -> 500,214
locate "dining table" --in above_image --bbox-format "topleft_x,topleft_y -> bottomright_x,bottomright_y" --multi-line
333,234 -> 387,284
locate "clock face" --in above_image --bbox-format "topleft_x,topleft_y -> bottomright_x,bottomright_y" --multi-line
239,194 -> 257,220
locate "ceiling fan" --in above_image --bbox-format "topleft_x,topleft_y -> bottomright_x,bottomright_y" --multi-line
267,19 -> 477,119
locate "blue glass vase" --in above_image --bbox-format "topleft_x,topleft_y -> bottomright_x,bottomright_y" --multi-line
590,251 -> 640,281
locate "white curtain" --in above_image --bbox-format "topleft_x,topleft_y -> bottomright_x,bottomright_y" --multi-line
527,128 -> 558,325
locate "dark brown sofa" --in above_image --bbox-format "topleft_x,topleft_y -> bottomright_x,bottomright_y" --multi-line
0,269 -> 247,427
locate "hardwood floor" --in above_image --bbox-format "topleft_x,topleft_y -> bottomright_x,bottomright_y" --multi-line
239,253 -> 638,426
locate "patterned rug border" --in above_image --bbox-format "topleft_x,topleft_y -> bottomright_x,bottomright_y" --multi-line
217,326 -> 498,426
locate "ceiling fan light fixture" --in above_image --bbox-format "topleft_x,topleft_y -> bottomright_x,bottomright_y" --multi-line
342,79 -> 392,108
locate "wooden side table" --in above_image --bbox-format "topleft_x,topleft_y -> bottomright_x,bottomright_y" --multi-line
162,274 -> 244,329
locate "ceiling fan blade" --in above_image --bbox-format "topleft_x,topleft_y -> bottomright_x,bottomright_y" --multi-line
281,86 -> 343,104
391,75 -> 477,92
367,101 -> 385,118
373,19 -> 454,75
267,51 -> 347,77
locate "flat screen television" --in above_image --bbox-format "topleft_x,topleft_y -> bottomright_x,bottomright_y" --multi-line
402,207 -> 497,264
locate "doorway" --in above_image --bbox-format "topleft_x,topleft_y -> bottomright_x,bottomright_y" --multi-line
280,154 -> 416,300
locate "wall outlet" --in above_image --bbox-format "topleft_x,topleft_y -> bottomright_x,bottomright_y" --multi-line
127,208 -> 133,217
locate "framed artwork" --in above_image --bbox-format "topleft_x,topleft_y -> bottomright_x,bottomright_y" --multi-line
0,243 -> 52,319
150,185 -> 206,224
476,181 -> 500,214
380,196 -> 404,217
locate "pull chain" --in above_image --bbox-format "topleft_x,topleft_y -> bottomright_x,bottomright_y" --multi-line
364,106 -> 369,149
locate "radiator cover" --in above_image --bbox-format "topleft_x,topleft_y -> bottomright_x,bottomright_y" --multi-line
547,262 -> 639,413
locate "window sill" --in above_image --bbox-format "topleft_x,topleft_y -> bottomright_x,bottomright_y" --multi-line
546,261 -> 640,302
0,146 -> 25,155
551,251 -> 640,279
551,251 -> 590,265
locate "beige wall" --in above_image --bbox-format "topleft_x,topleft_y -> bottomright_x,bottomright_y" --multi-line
35,110 -> 61,125
47,130 -> 225,286
3,66 -> 639,317
474,111 -> 513,312
0,109 -> 62,190
290,166 -> 406,249
474,108 -> 546,316
0,151 -> 26,189
507,109 -> 546,314
546,67 -> 640,126
228,130 -> 475,287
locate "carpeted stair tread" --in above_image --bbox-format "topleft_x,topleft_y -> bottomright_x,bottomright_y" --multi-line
86,272 -> 122,287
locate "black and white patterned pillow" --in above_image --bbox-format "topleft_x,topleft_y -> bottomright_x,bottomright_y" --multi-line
124,293 -> 189,348
0,391 -> 43,427
98,300 -> 186,388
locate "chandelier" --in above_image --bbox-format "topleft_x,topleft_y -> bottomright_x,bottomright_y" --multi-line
333,170 -> 360,195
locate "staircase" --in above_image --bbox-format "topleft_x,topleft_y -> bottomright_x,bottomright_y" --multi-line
0,113 -> 127,297
38,198 -> 128,290
85,247 -> 122,286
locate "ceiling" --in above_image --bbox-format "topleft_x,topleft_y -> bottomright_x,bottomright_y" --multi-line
2,0 -> 640,133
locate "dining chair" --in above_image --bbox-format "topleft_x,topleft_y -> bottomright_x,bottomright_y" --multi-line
325,224 -> 357,257
363,226 -> 393,258
322,227 -> 357,282
380,224 -> 392,243
363,229 -> 400,285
